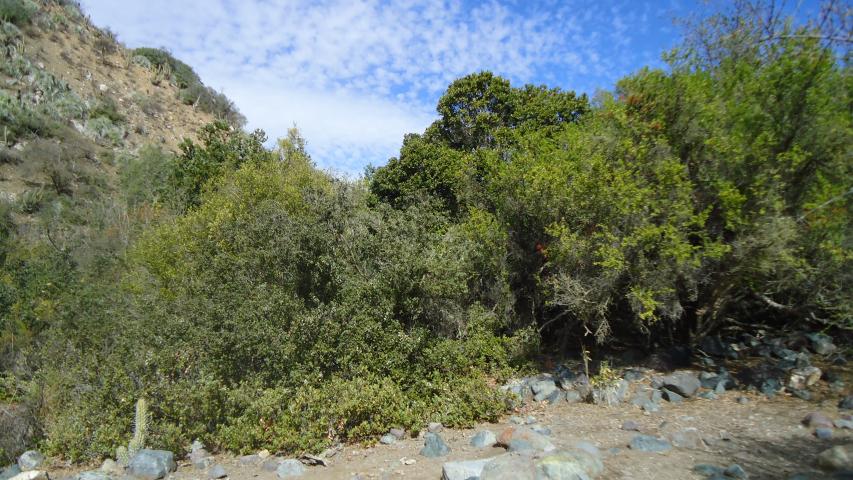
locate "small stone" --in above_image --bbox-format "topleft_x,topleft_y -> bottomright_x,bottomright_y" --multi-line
564,390 -> 583,403
9,471 -> 48,480
817,445 -> 853,471
99,459 -> 121,475
127,450 -> 176,480
261,457 -> 281,472
529,424 -> 552,436
621,420 -> 640,431
427,422 -> 444,433
98,84 -> 108,92
724,464 -> 748,479
257,450 -> 270,459
838,395 -> 853,410
208,465 -> 227,479
803,412 -> 834,429
190,440 -> 205,453
497,426 -> 555,453
657,372 -> 701,398
698,391 -> 718,400
389,428 -> 406,439
815,428 -> 832,440
275,459 -> 306,478
379,434 -> 397,445
806,333 -> 836,355
237,455 -> 260,466
788,367 -> 822,390
737,397 -> 750,405
420,432 -> 451,458
791,389 -> 812,401
669,427 -> 705,450
441,457 -> 497,480
17,452 -> 44,472
760,378 -> 783,398
470,430 -> 497,448
628,434 -> 671,453
509,416 -> 525,425
531,380 -> 558,402
662,388 -> 684,403
834,418 -> 853,429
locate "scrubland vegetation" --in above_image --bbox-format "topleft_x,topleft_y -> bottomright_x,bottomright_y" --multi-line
0,0 -> 849,465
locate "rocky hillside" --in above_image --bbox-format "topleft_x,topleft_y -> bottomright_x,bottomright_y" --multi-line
1,0 -> 237,207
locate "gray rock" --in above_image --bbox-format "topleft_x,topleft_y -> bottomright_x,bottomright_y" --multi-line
546,390 -> 565,404
480,453 -> 535,480
441,457 -> 498,480
760,378 -> 783,398
803,412 -> 834,429
839,395 -> 853,410
127,450 -> 176,480
572,442 -> 600,459
9,471 -> 48,480
190,440 -> 205,453
17,452 -> 44,472
73,471 -> 112,480
379,434 -> 397,445
208,465 -> 227,479
509,416 -> 526,425
817,445 -> 853,471
99,459 -> 122,475
237,455 -> 260,466
532,380 -> 558,402
806,333 -> 836,355
497,426 -> 555,453
621,420 -> 640,431
724,464 -> 748,479
662,388 -> 684,403
535,449 -> 603,479
530,424 -> 552,436
261,457 -> 282,472
275,459 -> 305,478
470,430 -> 497,448
428,422 -> 444,433
628,435 -> 671,453
190,449 -> 213,469
657,372 -> 701,398
1,466 -> 22,480
389,428 -> 406,440
420,432 -> 451,457
815,428 -> 833,440
737,396 -> 750,404
693,464 -> 724,477
565,390 -> 583,403
697,391 -> 718,400
669,428 -> 705,450
834,418 -> 853,429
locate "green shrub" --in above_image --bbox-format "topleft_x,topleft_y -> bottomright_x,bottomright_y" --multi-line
0,0 -> 38,26
86,116 -> 124,145
89,95 -> 125,123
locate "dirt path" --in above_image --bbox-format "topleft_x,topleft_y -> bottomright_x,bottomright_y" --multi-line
156,391 -> 850,480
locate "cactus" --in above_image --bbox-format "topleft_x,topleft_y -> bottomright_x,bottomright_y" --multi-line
116,398 -> 148,467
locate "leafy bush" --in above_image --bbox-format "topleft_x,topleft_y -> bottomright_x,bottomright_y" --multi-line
89,95 -> 125,123
0,0 -> 38,26
86,116 -> 124,145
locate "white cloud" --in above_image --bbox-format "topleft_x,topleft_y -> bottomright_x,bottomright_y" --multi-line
80,0 -> 669,175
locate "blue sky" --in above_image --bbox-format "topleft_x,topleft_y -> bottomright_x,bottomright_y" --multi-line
79,0 -> 823,175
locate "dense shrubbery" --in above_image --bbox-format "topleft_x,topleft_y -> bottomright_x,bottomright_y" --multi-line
0,0 -> 37,26
0,0 -> 848,466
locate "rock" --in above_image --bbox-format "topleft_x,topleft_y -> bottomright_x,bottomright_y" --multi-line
623,369 -> 644,382
379,434 -> 397,445
99,459 -> 122,475
628,435 -> 671,453
190,440 -> 205,453
697,391 -> 718,400
208,465 -> 227,479
530,424 -> 552,436
724,464 -> 748,479
1,466 -> 21,480
788,367 -> 822,390
791,389 -> 813,401
17,452 -> 44,472
257,450 -> 270,459
420,432 -> 451,457
834,418 -> 853,429
190,448 -> 213,469
535,449 -> 604,479
657,372 -> 701,398
73,471 -> 111,480
480,453 -> 535,480
531,380 -> 558,402
817,445 -> 853,471
621,420 -> 640,431
389,428 -> 406,439
9,472 -> 48,480
471,430 -> 497,448
127,450 -> 177,480
839,395 -> 853,410
497,426 -> 555,453
662,388 -> 684,403
803,412 -> 834,429
237,455 -> 260,466
669,427 -> 705,450
760,378 -> 783,398
509,416 -> 526,425
441,457 -> 497,480
737,396 -> 750,405
565,390 -> 583,403
260,457 -> 281,472
806,333 -> 836,355
275,459 -> 305,478
693,464 -> 724,477
815,428 -> 833,440
428,422 -> 444,433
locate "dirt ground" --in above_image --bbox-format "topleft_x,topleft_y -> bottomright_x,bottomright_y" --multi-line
145,391 -> 849,480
